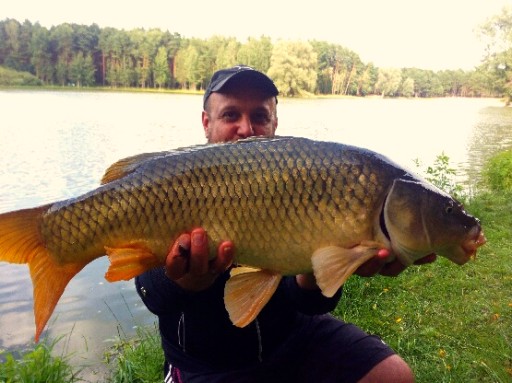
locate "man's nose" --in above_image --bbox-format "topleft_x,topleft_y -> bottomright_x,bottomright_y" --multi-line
237,115 -> 254,138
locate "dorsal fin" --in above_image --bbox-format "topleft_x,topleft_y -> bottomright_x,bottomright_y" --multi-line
101,152 -> 168,184
100,138 -> 284,185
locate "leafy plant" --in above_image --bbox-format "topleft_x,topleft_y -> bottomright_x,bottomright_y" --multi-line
414,153 -> 465,199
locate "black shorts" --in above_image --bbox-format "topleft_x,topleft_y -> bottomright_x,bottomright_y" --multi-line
169,313 -> 396,383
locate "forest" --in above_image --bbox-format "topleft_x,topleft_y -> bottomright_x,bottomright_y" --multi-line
0,14 -> 510,99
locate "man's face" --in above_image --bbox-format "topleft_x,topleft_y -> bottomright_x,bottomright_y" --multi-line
202,86 -> 278,143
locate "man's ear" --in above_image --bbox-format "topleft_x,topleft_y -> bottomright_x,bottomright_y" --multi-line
202,110 -> 209,138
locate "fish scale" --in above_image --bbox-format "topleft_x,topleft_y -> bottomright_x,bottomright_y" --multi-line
0,136 -> 486,341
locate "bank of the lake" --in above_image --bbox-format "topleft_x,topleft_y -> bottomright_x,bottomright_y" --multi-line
0,91 -> 510,381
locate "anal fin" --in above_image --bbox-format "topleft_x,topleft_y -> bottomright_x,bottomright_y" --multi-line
104,243 -> 162,282
312,243 -> 383,297
224,267 -> 282,328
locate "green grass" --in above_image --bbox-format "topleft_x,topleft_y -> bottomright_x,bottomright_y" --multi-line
0,337 -> 81,383
103,325 -> 164,383
334,190 -> 512,382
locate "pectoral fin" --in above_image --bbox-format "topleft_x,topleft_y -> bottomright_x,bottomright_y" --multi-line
224,267 -> 282,328
104,242 -> 162,282
312,243 -> 382,297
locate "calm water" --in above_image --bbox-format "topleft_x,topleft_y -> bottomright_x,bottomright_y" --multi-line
0,90 -> 510,376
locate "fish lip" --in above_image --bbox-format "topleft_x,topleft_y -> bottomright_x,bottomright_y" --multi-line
457,226 -> 486,264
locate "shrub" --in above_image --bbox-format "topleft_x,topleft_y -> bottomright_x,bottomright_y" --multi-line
0,66 -> 42,86
414,153 -> 465,199
483,149 -> 512,191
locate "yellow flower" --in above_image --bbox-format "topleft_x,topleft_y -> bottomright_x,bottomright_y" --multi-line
438,349 -> 447,358
395,317 -> 402,323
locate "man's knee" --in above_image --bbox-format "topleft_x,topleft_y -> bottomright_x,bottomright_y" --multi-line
358,354 -> 414,383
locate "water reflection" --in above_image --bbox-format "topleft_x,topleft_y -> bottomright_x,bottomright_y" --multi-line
464,106 -> 512,187
0,91 -> 510,378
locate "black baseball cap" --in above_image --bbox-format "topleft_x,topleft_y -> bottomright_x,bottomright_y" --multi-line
203,65 -> 279,108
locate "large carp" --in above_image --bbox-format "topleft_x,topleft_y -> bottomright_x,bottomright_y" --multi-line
0,136 -> 486,341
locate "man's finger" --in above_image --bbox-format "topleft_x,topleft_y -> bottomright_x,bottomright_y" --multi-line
189,228 -> 209,275
211,241 -> 234,274
165,234 -> 191,280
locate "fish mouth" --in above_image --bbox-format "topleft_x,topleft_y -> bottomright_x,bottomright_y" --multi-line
455,226 -> 487,265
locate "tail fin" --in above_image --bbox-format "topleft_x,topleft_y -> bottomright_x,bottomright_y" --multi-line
0,206 -> 85,342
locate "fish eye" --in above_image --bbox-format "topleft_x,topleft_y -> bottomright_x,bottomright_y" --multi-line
445,202 -> 454,214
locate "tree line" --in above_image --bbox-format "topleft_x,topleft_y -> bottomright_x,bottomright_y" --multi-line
0,17 -> 508,98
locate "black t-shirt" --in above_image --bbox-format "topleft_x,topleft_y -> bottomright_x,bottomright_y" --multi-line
135,267 -> 342,372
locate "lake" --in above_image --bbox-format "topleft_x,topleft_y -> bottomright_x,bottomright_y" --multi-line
0,90 -> 511,377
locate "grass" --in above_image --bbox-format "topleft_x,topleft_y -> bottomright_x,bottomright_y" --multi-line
0,336 -> 81,383
334,190 -> 512,382
103,325 -> 164,383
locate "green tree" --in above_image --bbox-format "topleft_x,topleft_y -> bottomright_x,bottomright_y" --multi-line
130,28 -> 162,88
30,23 -> 53,83
215,38 -> 240,71
400,77 -> 415,97
99,27 -> 134,87
174,43 -> 201,90
357,63 -> 378,96
69,52 -> 95,86
236,36 -> 273,72
2,19 -> 22,69
73,23 -> 101,84
478,6 -> 512,103
50,23 -> 74,85
267,40 -> 317,97
375,67 -> 401,96
311,41 -> 364,96
154,45 -> 169,88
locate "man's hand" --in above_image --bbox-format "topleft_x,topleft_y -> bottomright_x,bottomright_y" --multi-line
355,250 -> 437,277
165,228 -> 234,291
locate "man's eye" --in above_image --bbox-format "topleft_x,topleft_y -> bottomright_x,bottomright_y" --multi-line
222,111 -> 239,121
252,114 -> 270,124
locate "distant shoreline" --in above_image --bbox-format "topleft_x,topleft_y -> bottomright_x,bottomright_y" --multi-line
0,85 -> 506,105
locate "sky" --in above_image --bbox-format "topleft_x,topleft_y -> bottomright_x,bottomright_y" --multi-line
2,0 -> 510,70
